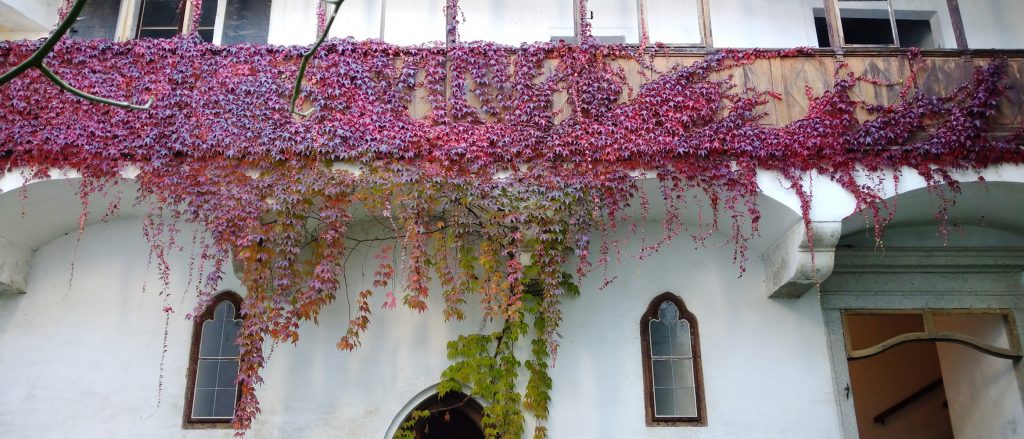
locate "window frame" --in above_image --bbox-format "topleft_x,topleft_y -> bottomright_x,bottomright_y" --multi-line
133,0 -> 189,41
182,290 -> 244,429
572,0 -> 712,47
115,0 -> 240,44
824,0 -> 969,50
639,292 -> 707,426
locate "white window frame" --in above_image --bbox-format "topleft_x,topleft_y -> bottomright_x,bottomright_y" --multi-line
113,0 -> 231,44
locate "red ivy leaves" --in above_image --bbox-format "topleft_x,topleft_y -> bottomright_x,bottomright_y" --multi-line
1,32 -> 1022,436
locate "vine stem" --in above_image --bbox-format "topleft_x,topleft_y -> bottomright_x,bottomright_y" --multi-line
289,0 -> 345,117
0,0 -> 153,110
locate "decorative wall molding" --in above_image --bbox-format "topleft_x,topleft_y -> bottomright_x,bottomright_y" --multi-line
763,221 -> 843,298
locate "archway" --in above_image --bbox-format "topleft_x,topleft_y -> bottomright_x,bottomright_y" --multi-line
398,391 -> 484,439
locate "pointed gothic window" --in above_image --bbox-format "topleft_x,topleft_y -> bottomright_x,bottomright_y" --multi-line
640,292 -> 706,426
183,291 -> 243,427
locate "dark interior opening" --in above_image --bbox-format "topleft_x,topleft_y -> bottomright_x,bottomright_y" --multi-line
814,14 -> 936,48
404,392 -> 485,439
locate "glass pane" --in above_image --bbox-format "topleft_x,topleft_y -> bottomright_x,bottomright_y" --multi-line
191,388 -> 216,418
673,358 -> 695,388
460,0 -> 575,44
710,0 -> 826,48
138,28 -> 180,39
652,359 -> 673,388
654,387 -> 677,417
650,319 -> 670,356
647,0 -> 702,45
198,28 -> 214,43
139,0 -> 181,28
199,318 -> 224,357
674,386 -> 698,417
213,389 -> 237,418
658,300 -> 679,321
215,301 -> 235,320
195,359 -> 219,388
220,320 -> 241,357
589,0 -> 639,44
223,0 -> 271,44
200,0 -> 218,28
837,0 -> 896,45
329,0 -> 383,40
960,0 -> 1024,48
216,360 -> 240,389
671,319 -> 691,357
891,0 -> 956,48
71,0 -> 120,40
383,0 -> 446,44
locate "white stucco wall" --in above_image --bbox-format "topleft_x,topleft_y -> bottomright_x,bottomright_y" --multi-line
936,314 -> 1024,439
0,213 -> 845,439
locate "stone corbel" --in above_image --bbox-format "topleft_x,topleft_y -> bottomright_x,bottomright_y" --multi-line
763,221 -> 843,298
0,234 -> 31,294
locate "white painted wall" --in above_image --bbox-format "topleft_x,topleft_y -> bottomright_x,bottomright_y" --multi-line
709,0 -> 825,48
0,214 -> 846,439
936,314 -> 1024,439
958,0 -> 1024,49
267,0 -> 317,46
329,0 -> 383,41
460,0 -> 575,44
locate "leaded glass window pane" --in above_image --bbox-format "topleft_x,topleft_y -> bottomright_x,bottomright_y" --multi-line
191,300 -> 241,420
649,300 -> 697,418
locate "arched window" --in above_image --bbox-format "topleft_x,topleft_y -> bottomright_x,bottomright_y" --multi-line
640,292 -> 706,426
183,291 -> 243,427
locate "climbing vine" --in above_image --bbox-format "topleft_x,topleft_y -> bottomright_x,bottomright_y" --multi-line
1,0 -> 1023,437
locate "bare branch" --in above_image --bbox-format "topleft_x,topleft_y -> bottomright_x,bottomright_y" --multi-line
0,0 -> 153,110
40,62 -> 154,110
289,0 -> 345,117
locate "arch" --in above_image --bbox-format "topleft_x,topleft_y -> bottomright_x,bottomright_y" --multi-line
0,172 -> 143,251
182,290 -> 243,428
639,292 -> 706,426
839,180 -> 1024,245
385,384 -> 485,439
0,174 -> 143,294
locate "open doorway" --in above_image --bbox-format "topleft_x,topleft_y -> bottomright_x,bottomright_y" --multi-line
843,311 -> 1023,439
398,391 -> 485,439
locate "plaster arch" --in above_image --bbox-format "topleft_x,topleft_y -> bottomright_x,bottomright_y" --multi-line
760,172 -> 1024,298
838,180 -> 1024,247
0,171 -> 144,293
383,384 -> 485,439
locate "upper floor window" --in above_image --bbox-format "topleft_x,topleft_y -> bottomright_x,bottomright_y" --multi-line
828,0 -> 957,48
70,0 -> 122,40
136,0 -> 187,40
184,291 -> 243,426
640,292 -> 706,426
70,0 -> 269,44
